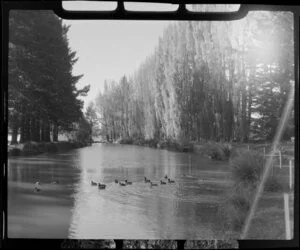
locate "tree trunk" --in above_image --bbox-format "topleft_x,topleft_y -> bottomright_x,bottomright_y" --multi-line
19,115 -> 25,143
20,113 -> 30,143
11,122 -> 19,145
30,116 -> 36,141
40,119 -> 45,141
35,119 -> 40,142
241,91 -> 247,142
25,114 -> 31,142
53,121 -> 58,142
246,89 -> 252,141
43,119 -> 51,142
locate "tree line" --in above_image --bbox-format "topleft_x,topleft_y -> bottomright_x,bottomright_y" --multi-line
8,11 -> 91,144
94,9 -> 294,143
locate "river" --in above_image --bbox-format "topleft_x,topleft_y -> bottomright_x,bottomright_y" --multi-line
8,143 -> 233,239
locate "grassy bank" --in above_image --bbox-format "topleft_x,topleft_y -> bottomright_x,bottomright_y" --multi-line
117,137 -> 234,157
217,147 -> 294,239
117,137 -> 194,153
8,141 -> 91,157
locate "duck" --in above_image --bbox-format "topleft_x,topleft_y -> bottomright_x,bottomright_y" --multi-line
119,181 -> 126,186
125,180 -> 132,185
167,178 -> 175,183
91,180 -> 98,186
160,180 -> 167,185
150,181 -> 158,187
164,174 -> 168,179
114,179 -> 119,184
144,177 -> 151,183
98,183 -> 106,189
34,181 -> 41,192
51,180 -> 59,184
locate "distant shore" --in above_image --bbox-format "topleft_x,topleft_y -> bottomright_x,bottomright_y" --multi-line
113,137 -> 294,161
7,141 -> 91,157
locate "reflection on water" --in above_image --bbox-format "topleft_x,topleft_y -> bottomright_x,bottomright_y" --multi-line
8,144 -> 232,239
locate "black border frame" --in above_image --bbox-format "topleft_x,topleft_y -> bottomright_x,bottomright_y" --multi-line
1,1 -> 299,249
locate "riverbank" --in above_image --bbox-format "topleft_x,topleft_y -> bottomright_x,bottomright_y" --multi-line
7,141 -> 91,157
117,137 -> 195,153
116,137 -> 294,161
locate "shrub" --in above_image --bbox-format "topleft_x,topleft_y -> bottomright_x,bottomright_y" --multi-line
230,151 -> 264,186
22,142 -> 39,156
223,143 -> 232,158
133,137 -> 145,146
45,143 -> 58,153
208,142 -> 232,160
144,139 -> 159,148
9,147 -> 21,156
118,137 -> 133,144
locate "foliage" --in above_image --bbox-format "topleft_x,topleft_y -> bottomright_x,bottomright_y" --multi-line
85,101 -> 101,139
208,142 -> 232,160
75,117 -> 93,144
230,151 -> 265,186
8,10 -> 88,144
95,11 -> 294,144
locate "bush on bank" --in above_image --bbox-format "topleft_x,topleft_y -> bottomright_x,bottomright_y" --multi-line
219,150 -> 263,232
204,142 -> 232,160
8,141 -> 89,157
230,150 -> 265,186
219,149 -> 285,233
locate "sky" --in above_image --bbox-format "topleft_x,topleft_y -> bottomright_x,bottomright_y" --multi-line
62,19 -> 173,110
61,2 -> 175,110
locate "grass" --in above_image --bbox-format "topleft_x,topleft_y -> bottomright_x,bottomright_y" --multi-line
219,150 -> 270,233
218,183 -> 255,231
264,176 -> 284,192
219,148 -> 289,238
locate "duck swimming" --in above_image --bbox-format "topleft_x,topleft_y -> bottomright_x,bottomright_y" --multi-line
167,178 -> 175,183
91,180 -> 98,186
164,174 -> 168,179
160,180 -> 167,185
144,177 -> 151,183
34,181 -> 41,192
150,181 -> 158,187
125,180 -> 132,185
115,179 -> 119,184
98,183 -> 106,189
119,182 -> 126,186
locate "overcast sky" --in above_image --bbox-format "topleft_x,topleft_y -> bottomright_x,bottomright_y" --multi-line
62,19 -> 173,110
61,2 -> 176,110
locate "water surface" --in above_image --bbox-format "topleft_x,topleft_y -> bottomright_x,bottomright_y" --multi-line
8,143 -> 232,239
